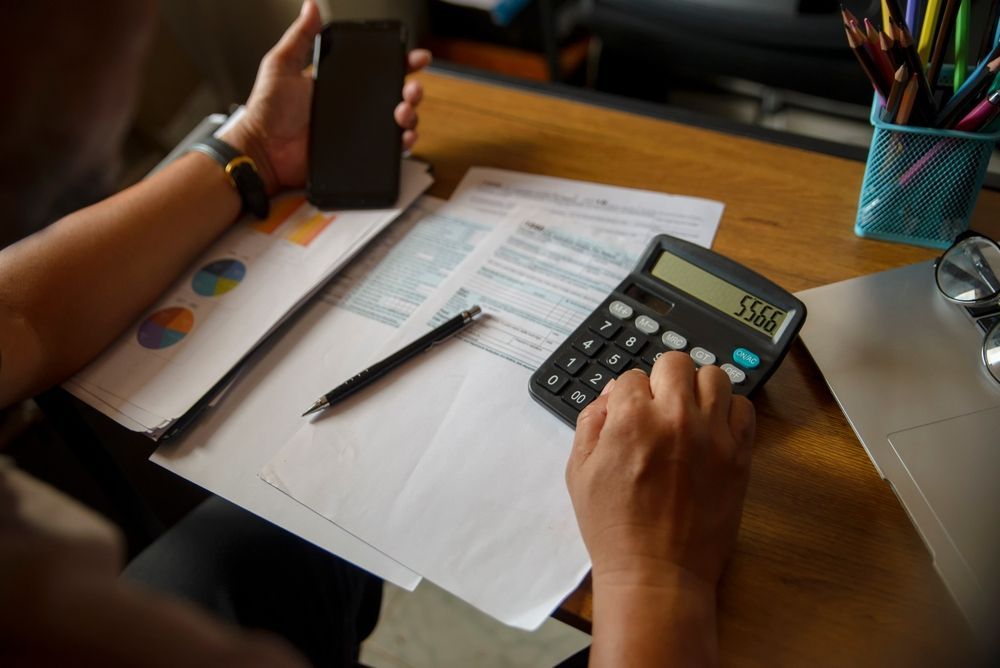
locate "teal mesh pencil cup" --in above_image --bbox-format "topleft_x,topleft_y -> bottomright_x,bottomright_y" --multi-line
855,101 -> 1000,249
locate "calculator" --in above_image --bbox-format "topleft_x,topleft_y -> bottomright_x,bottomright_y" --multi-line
529,234 -> 807,427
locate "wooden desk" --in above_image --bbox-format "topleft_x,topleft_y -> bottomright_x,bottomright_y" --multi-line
411,68 -> 1000,666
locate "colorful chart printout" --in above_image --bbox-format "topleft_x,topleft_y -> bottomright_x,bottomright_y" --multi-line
284,211 -> 336,247
192,259 -> 246,297
251,194 -> 305,234
137,307 -> 194,350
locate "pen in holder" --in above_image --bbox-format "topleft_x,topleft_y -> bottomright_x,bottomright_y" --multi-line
855,98 -> 1000,249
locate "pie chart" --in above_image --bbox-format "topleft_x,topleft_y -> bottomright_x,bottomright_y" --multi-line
192,259 -> 245,297
137,307 -> 194,350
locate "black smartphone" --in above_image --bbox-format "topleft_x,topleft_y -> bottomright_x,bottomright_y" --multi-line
307,20 -> 406,209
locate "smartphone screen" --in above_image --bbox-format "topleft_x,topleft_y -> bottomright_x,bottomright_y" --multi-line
307,21 -> 405,209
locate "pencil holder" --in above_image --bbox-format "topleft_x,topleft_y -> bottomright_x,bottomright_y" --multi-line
855,101 -> 1000,249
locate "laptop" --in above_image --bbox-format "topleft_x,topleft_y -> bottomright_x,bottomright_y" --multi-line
797,261 -> 1000,643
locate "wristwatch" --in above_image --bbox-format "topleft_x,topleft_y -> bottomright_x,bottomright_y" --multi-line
189,137 -> 270,219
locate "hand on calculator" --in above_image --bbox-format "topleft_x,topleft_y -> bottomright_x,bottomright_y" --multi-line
565,352 -> 755,666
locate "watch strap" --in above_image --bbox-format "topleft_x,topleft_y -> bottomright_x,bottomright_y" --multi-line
189,137 -> 270,219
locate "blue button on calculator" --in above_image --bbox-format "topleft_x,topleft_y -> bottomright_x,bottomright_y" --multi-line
529,235 -> 807,428
732,347 -> 761,369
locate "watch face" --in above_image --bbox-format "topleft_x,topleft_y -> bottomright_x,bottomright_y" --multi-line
230,163 -> 269,219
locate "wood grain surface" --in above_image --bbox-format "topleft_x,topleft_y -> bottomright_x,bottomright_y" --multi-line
410,69 -> 1000,666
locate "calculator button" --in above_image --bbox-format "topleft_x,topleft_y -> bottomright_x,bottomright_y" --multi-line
661,330 -> 687,351
608,300 -> 634,320
634,315 -> 659,334
615,331 -> 646,354
535,368 -> 569,393
588,317 -> 622,339
555,352 -> 587,375
631,361 -> 653,375
561,383 -> 598,411
581,363 -> 614,391
598,346 -> 631,372
732,347 -> 760,369
720,363 -> 747,385
641,346 -> 666,366
690,347 -> 716,366
572,335 -> 604,358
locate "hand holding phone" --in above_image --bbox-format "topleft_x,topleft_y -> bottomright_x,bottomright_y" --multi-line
307,20 -> 407,209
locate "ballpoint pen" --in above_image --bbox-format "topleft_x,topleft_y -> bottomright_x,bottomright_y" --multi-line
301,305 -> 483,416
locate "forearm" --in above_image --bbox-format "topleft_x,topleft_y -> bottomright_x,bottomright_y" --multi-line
0,151 -> 241,405
590,567 -> 719,667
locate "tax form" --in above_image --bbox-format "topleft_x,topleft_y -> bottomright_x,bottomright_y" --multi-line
261,169 -> 723,629
151,196 -> 492,589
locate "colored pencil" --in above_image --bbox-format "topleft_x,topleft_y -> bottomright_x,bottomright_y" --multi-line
893,19 -> 935,115
898,139 -> 951,185
846,26 -> 892,99
926,0 -> 960,91
840,4 -> 860,27
887,18 -> 909,70
905,0 -> 923,36
864,17 -> 881,46
917,0 -> 942,64
883,0 -> 908,25
953,0 -> 970,92
866,18 -> 897,83
883,63 -> 910,121
882,63 -> 910,123
896,73 -> 920,124
879,30 -> 899,69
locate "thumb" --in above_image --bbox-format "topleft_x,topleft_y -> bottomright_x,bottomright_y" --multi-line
270,0 -> 323,74
567,386 -> 611,475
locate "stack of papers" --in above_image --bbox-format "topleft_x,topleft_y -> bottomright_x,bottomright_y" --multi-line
139,165 -> 722,626
65,160 -> 433,438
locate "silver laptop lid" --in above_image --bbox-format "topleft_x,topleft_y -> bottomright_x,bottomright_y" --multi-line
798,261 -> 1000,642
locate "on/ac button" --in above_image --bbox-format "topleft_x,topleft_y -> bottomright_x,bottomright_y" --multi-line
732,347 -> 760,369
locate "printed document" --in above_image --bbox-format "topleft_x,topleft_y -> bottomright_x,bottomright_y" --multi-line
65,160 -> 433,438
261,168 -> 723,628
152,196 -> 488,589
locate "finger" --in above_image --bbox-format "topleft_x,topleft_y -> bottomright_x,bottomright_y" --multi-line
568,393 -> 610,472
648,351 -> 696,402
403,80 -> 423,106
605,369 -> 652,412
394,101 -> 417,130
694,364 -> 732,426
270,0 -> 323,75
407,48 -> 432,73
728,395 -> 756,448
402,129 -> 418,151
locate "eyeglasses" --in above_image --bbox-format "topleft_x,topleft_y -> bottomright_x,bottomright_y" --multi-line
935,231 -> 1000,383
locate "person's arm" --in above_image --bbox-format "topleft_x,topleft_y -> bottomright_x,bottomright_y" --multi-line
565,353 -> 756,666
0,150 -> 241,406
0,0 -> 430,407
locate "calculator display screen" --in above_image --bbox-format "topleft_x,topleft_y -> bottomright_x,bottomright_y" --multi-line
650,252 -> 788,338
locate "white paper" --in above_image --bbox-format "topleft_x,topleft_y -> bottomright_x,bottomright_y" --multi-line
65,161 -> 433,437
151,196 -> 501,589
262,168 -> 724,629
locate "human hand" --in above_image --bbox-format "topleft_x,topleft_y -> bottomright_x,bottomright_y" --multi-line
223,0 -> 432,195
566,352 -> 756,592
